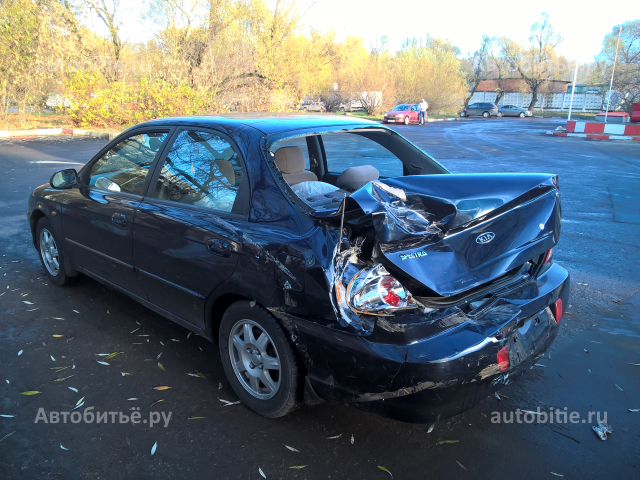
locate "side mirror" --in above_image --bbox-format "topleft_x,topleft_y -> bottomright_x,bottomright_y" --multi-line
50,169 -> 78,189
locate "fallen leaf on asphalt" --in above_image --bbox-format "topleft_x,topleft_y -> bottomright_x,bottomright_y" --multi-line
327,434 -> 342,439
50,355 -> 56,362
75,397 -> 85,406
218,381 -> 222,390
584,349 -> 589,354
0,414 -> 15,418
186,373 -> 200,377
188,416 -> 207,420
51,366 -> 69,372
615,384 -> 625,392
377,466 -> 393,477
130,328 -> 140,334
5,380 -> 8,384
285,445 -> 299,452
73,401 -> 84,410
153,386 -> 171,391
26,308 -> 40,312
427,424 -> 435,433
97,361 -> 110,366
73,310 -> 79,313
150,400 -> 164,408
289,466 -> 307,469
121,372 -> 131,376
351,434 -> 354,444
628,363 -> 640,366
18,350 -> 23,356
187,332 -> 192,339
54,375 -> 75,382
535,364 -> 546,367
151,441 -> 157,455
159,341 -> 164,346
456,460 -> 467,470
105,352 -> 123,360
628,408 -> 639,412
550,473 -> 564,477
68,387 -> 78,393
72,364 -> 75,369
171,339 -> 179,342
60,444 -> 69,450
157,353 -> 162,360
53,317 -> 64,320
22,301 -> 35,305
437,440 -> 459,445
197,372 -> 206,379
521,410 -> 544,415
157,362 -> 165,371
259,467 -> 266,478
128,398 -> 138,401
495,392 -> 501,401
481,413 -> 487,417
52,335 -> 64,338
96,353 -> 110,356
20,391 -> 41,395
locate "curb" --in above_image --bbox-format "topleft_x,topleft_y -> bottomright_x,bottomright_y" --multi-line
424,118 -> 459,123
0,128 -> 119,140
545,130 -> 640,141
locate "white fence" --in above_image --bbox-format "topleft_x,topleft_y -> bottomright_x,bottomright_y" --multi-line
468,91 -> 605,112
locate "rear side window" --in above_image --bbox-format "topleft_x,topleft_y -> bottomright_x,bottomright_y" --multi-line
89,132 -> 168,195
269,136 -> 310,169
321,132 -> 403,178
152,130 -> 244,213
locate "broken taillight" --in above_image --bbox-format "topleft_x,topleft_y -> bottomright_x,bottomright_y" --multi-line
551,298 -> 563,324
348,265 -> 422,314
497,346 -> 509,371
543,248 -> 554,265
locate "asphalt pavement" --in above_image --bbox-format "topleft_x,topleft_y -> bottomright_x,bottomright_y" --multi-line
1,117 -> 639,479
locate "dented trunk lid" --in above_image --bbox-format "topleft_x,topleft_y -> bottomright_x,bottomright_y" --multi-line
345,173 -> 561,297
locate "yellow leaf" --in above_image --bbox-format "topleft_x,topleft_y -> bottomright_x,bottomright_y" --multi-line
377,466 -> 393,477
158,362 -> 165,371
105,352 -> 123,360
437,440 -> 459,445
52,335 -> 64,338
54,375 -> 74,382
188,416 -> 207,420
150,399 -> 164,408
20,391 -> 41,395
153,386 -> 171,391
289,466 -> 307,469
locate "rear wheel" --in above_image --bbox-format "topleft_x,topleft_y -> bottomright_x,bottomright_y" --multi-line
219,301 -> 300,418
497,111 -> 503,117
36,217 -> 76,286
404,116 -> 410,125
460,111 -> 466,117
482,111 -> 490,118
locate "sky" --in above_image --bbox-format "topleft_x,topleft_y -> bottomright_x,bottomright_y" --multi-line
116,0 -> 639,63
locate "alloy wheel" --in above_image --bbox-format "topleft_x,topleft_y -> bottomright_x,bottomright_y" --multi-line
39,228 -> 60,276
229,319 -> 281,399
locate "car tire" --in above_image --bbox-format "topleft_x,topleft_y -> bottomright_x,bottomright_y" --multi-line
497,111 -> 503,117
219,301 -> 300,418
460,111 -> 466,117
482,111 -> 490,118
404,116 -> 410,125
520,112 -> 526,118
36,217 -> 77,286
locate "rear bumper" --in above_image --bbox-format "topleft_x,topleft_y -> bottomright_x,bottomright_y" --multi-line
277,262 -> 569,422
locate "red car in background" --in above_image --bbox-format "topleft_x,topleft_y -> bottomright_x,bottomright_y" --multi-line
383,104 -> 420,125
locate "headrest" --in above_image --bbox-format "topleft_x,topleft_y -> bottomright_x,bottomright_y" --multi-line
275,146 -> 305,174
337,165 -> 380,190
213,159 -> 235,186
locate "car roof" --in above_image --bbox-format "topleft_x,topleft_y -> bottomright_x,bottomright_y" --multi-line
136,114 -> 376,135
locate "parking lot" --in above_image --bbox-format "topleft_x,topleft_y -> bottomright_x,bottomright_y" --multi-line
1,117 -> 639,479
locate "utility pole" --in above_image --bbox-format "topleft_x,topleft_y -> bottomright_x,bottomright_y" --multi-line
604,26 -> 623,123
567,62 -> 579,122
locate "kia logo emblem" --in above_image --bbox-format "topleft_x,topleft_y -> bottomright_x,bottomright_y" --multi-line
476,232 -> 495,244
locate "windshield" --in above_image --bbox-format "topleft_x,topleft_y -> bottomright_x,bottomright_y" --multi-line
391,105 -> 410,111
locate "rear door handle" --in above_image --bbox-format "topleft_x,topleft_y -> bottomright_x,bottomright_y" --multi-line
111,212 -> 127,227
206,238 -> 231,257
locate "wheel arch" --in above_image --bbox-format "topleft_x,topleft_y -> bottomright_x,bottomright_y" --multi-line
29,210 -> 46,243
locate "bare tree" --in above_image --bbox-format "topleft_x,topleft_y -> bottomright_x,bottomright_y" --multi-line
85,0 -> 124,81
462,35 -> 490,106
502,13 -> 563,109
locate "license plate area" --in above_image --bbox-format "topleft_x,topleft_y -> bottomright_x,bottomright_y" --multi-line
507,308 -> 554,368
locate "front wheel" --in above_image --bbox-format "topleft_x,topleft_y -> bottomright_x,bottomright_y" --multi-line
520,112 -> 526,118
482,111 -> 490,118
459,111 -> 466,117
497,111 -> 503,117
36,217 -> 77,286
219,301 -> 300,418
404,116 -> 410,125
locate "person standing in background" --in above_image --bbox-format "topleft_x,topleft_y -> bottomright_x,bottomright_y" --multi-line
418,98 -> 428,125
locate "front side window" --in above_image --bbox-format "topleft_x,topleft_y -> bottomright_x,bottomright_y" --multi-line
152,130 -> 244,213
89,132 -> 168,195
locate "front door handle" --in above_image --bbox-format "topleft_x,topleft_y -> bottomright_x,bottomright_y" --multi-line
206,238 -> 231,257
111,212 -> 127,227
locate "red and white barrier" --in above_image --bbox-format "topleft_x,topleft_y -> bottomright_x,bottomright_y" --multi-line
566,121 -> 640,136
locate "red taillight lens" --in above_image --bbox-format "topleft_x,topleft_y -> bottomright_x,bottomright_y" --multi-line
551,298 -> 563,324
379,276 -> 401,306
497,346 -> 509,371
543,248 -> 554,265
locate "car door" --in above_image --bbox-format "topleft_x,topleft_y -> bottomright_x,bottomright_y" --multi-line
467,103 -> 478,116
61,129 -> 171,297
504,106 -> 514,117
410,105 -> 419,122
132,128 -> 248,328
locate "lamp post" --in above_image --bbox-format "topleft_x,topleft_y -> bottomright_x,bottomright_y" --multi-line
567,62 -> 579,122
604,26 -> 623,123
